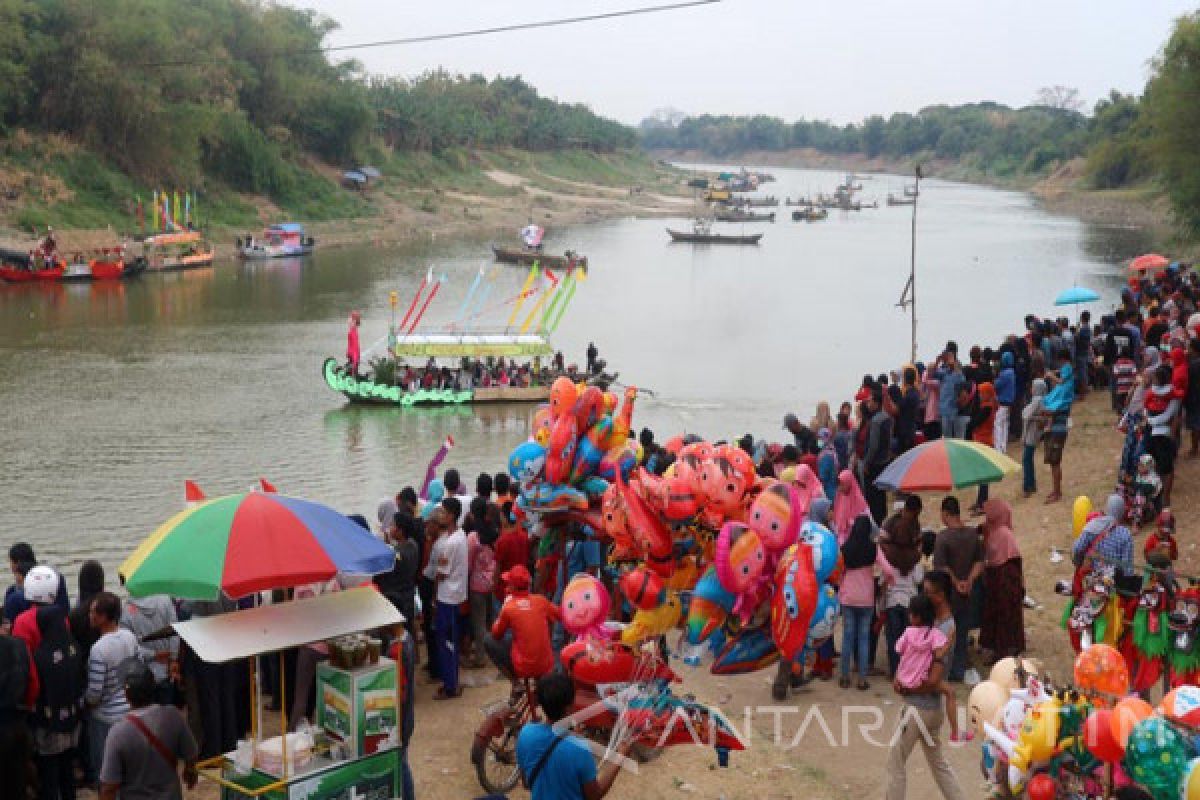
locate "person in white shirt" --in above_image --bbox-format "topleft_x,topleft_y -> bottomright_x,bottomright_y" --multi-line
422,504 -> 468,699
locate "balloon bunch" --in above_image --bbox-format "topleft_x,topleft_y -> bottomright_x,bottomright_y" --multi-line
976,645 -> 1200,800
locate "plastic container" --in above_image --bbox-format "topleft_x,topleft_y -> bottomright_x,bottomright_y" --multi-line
254,731 -> 314,775
366,638 -> 381,665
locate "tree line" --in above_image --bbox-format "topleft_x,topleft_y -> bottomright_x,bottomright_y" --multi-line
641,10 -> 1200,236
0,0 -> 634,203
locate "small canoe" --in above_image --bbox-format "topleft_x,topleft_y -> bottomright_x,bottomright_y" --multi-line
666,229 -> 762,244
492,246 -> 587,269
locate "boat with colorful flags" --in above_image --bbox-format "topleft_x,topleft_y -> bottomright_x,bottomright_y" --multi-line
236,223 -> 315,260
323,262 -> 601,407
136,231 -> 215,271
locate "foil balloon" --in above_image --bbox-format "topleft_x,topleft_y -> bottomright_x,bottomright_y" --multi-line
714,522 -> 767,624
569,416 -> 611,483
700,453 -> 749,517
619,567 -> 666,611
562,639 -> 677,686
508,441 -> 547,489
717,443 -> 756,489
711,624 -> 779,675
608,386 -> 637,451
684,567 -> 735,645
545,414 -> 578,485
549,376 -> 578,418
573,385 -> 605,432
748,480 -> 801,554
807,583 -> 840,644
661,472 -> 701,522
600,483 -> 637,560
800,520 -> 841,584
531,405 -> 554,446
1123,716 -> 1192,800
1182,758 -> 1200,800
621,591 -> 682,646
770,543 -> 818,664
615,470 -> 673,576
561,574 -> 611,644
523,483 -> 589,511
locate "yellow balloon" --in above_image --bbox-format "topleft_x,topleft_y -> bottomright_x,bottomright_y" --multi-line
621,592 -> 682,646
1073,495 -> 1093,538
1185,757 -> 1200,800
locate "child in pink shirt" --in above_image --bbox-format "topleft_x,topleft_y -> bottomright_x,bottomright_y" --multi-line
895,594 -> 967,741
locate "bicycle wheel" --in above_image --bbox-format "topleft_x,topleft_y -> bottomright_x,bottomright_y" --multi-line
474,721 -> 522,794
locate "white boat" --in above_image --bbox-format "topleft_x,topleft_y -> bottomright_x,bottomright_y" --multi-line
236,223 -> 315,260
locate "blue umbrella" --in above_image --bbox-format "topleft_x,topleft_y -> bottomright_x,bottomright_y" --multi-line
1054,286 -> 1100,306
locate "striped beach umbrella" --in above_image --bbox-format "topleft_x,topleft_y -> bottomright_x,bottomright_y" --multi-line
119,491 -> 396,600
873,439 -> 1020,492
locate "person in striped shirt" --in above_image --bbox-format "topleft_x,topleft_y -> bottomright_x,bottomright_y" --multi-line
85,591 -> 139,786
1112,347 -> 1138,413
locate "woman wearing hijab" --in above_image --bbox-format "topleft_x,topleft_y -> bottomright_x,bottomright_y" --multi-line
879,496 -> 924,677
838,516 -> 894,690
810,401 -> 834,435
1020,379 -> 1048,496
831,469 -> 869,545
420,479 -> 446,519
791,464 -> 826,518
978,500 -> 1025,659
968,382 -> 998,514
815,430 -> 840,501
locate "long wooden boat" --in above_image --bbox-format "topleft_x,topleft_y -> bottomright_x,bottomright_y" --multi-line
237,223 -> 314,260
739,196 -> 779,208
667,228 -> 762,244
784,198 -> 814,207
791,208 -> 828,222
1,255 -> 144,283
714,210 -> 775,222
492,246 -> 587,270
139,231 -> 215,271
887,194 -> 916,206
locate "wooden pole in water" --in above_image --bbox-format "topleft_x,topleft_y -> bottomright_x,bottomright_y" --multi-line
909,165 -> 920,364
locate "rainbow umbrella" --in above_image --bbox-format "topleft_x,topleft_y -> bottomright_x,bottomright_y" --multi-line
120,491 -> 396,601
873,439 -> 1020,492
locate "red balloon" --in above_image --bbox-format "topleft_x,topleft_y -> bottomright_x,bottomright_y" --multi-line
620,567 -> 665,611
1026,773 -> 1056,800
1083,709 -> 1123,763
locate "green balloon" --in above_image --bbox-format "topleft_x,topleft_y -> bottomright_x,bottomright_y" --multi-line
1122,717 -> 1194,800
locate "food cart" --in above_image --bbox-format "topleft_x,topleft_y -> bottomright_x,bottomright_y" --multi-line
172,587 -> 404,800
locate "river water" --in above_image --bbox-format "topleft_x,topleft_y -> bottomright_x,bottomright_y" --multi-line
0,166 -> 1152,580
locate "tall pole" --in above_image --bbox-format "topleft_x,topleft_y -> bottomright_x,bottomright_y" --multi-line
909,165 -> 921,364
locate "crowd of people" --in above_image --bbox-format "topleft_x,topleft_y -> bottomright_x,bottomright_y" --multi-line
5,263 -> 1200,800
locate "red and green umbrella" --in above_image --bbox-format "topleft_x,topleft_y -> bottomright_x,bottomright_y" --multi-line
873,439 -> 1019,492
120,491 -> 396,600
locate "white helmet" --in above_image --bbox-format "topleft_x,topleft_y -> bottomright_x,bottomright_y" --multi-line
24,566 -> 59,605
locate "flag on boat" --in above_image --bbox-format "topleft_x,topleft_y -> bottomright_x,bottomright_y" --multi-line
520,224 -> 544,248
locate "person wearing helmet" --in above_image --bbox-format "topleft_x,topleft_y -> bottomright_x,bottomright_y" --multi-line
12,566 -> 83,800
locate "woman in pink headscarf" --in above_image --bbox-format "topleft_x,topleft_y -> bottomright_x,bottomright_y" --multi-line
790,464 -> 826,518
978,499 -> 1025,659
831,469 -> 869,544
346,310 -> 362,374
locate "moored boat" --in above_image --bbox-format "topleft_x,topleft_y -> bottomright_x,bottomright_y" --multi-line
491,246 -> 587,270
736,196 -> 779,208
236,223 -> 315,260
138,231 -> 215,271
714,209 -> 775,222
666,223 -> 762,244
1,252 -> 144,282
887,194 -> 916,206
791,208 -> 828,222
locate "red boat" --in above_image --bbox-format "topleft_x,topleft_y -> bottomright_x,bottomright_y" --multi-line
0,248 -> 145,283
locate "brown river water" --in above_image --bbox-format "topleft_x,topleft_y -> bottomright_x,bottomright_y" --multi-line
0,166 -> 1153,582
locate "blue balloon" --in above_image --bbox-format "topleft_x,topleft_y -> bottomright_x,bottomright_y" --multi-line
807,584 -> 840,644
508,441 -> 546,483
800,521 -> 840,584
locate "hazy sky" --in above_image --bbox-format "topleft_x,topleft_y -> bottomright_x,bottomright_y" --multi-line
296,0 -> 1196,124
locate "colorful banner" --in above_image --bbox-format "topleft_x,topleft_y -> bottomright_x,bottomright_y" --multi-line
506,262 -> 539,329
519,273 -> 553,334
547,271 -> 580,333
405,275 -> 443,335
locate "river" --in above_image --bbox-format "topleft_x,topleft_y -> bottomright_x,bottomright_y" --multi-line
0,166 -> 1153,580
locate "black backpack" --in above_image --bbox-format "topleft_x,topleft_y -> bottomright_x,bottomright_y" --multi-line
0,634 -> 30,711
32,606 -> 83,733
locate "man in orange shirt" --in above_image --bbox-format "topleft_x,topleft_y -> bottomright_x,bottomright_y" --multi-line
488,566 -> 559,683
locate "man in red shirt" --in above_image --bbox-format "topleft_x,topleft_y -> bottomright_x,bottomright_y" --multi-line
487,566 -> 559,683
493,510 -> 530,603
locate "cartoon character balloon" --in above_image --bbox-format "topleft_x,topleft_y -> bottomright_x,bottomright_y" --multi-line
549,376 -> 578,418
561,574 -> 611,645
683,567 -> 734,646
620,567 -> 665,611
770,543 -> 818,663
699,453 -> 749,517
800,520 -> 841,584
807,583 -> 840,644
545,414 -> 578,485
508,441 -> 546,491
747,480 -> 801,554
714,522 -> 767,624
531,405 -> 554,446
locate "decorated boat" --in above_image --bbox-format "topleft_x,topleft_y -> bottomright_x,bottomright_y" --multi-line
1,248 -> 144,282
324,333 -> 559,406
236,223 -> 315,260
138,231 -> 215,271
491,246 -> 587,270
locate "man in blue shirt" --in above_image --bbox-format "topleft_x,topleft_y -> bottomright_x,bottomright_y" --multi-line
516,673 -> 632,800
934,351 -> 966,438
993,352 -> 1016,452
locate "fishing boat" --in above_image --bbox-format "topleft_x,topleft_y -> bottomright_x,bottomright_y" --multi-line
785,198 -> 815,207
903,184 -> 919,198
714,209 -> 775,222
137,231 -> 215,271
887,194 -> 917,207
666,219 -> 762,244
791,208 -> 828,222
1,250 -> 144,282
236,223 -> 315,260
491,246 -> 587,269
323,333 -> 559,407
738,196 -> 779,208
